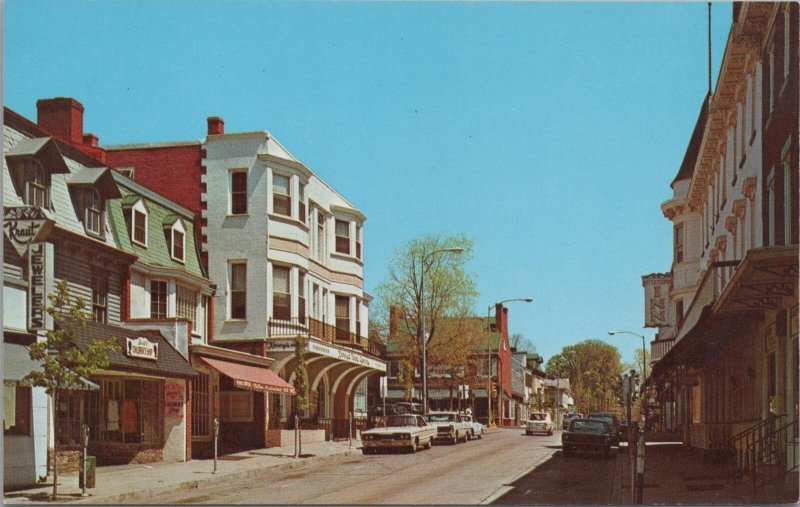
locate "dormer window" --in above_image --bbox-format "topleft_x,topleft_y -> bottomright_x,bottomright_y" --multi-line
5,137 -> 69,209
24,160 -> 49,207
164,217 -> 186,263
84,189 -> 103,237
123,198 -> 149,247
67,167 -> 119,239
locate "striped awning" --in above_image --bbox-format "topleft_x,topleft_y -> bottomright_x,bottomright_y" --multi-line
200,357 -> 295,394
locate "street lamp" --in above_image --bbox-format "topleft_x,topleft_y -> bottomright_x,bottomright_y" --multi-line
608,330 -> 648,424
420,247 -> 463,414
487,297 -> 534,426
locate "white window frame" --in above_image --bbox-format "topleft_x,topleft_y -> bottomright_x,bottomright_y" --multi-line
150,279 -> 169,319
176,284 -> 197,329
272,173 -> 292,217
272,264 -> 291,320
229,261 -> 247,320
23,159 -> 48,208
131,200 -> 148,247
335,219 -> 351,255
170,220 -> 186,263
85,188 -> 103,237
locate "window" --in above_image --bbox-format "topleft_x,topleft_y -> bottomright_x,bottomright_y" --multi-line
769,47 -> 775,114
133,207 -> 147,246
335,295 -> 350,341
92,272 -> 108,323
176,285 -> 196,329
192,372 -> 211,440
768,167 -> 776,246
784,8 -> 791,83
356,300 -> 362,338
220,391 -> 253,422
56,391 -> 83,445
150,280 -> 168,319
356,225 -> 362,259
783,149 -> 793,244
272,265 -> 290,320
230,262 -> 247,320
388,360 -> 400,379
230,171 -> 248,215
272,174 -> 291,217
674,223 -> 684,263
95,378 -> 163,444
676,300 -> 684,329
298,271 -> 306,324
335,220 -> 350,255
298,183 -> 306,224
171,221 -> 185,262
22,160 -> 48,207
4,386 -> 31,436
85,189 -> 103,236
316,210 -> 326,261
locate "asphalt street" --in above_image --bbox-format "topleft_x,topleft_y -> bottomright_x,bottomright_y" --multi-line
143,428 -> 575,504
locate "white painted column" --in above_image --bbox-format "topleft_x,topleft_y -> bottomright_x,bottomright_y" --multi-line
290,266 -> 298,318
290,175 -> 299,221
266,262 -> 273,320
349,295 -> 357,334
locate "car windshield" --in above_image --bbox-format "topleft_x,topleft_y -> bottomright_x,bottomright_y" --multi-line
425,414 -> 457,423
531,414 -> 547,421
571,420 -> 608,433
386,415 -> 417,427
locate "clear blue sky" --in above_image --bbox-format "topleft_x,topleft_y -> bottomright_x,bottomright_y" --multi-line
4,1 -> 731,367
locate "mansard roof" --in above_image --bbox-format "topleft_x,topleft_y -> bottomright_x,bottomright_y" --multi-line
670,93 -> 710,188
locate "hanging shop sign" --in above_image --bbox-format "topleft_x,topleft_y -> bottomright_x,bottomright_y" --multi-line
126,337 -> 159,360
164,383 -> 184,417
642,274 -> 672,328
27,242 -> 46,331
4,206 -> 54,257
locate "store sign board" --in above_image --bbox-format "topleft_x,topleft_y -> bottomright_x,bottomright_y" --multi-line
127,337 -> 158,360
27,242 -> 46,331
643,276 -> 671,328
4,207 -> 54,257
268,338 -> 386,371
164,382 -> 184,417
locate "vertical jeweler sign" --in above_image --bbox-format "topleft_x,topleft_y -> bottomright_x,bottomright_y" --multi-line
4,207 -> 55,331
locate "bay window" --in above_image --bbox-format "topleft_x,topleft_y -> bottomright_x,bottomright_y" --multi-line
273,174 -> 291,217
335,220 -> 350,255
272,265 -> 290,320
150,280 -> 168,319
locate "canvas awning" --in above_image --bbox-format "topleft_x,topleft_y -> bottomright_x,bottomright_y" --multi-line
199,357 -> 295,394
3,342 -> 99,390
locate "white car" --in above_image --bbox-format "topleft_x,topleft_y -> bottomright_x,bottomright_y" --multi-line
361,414 -> 436,454
525,412 -> 554,436
425,412 -> 473,444
460,414 -> 484,440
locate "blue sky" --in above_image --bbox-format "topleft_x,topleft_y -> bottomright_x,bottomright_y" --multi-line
4,1 -> 732,367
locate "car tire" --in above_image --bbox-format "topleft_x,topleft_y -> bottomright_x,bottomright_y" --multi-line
425,438 -> 433,449
452,432 -> 458,445
409,439 -> 418,453
478,433 -> 482,440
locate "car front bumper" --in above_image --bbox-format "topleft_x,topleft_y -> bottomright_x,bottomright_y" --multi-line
363,439 -> 413,449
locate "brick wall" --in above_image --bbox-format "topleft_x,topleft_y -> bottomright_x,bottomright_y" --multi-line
105,145 -> 204,216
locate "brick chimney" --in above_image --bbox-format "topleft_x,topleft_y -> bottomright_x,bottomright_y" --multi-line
494,303 -> 509,338
207,116 -> 224,135
83,133 -> 99,147
37,98 -> 84,144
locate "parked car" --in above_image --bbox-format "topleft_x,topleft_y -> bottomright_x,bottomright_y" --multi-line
460,414 -> 484,440
394,402 -> 424,415
587,411 -> 621,446
525,412 -> 554,436
562,412 -> 584,430
424,412 -> 472,444
562,417 -> 614,458
361,414 -> 436,454
367,404 -> 400,429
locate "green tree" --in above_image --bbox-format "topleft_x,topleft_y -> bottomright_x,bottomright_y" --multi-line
545,340 -> 625,415
24,281 -> 119,501
399,360 -> 414,402
292,334 -> 309,457
376,233 -> 478,408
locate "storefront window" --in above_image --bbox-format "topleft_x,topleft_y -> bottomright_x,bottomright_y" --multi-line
3,385 -> 31,436
220,390 -> 253,423
97,378 -> 163,444
56,391 -> 84,445
192,372 -> 211,440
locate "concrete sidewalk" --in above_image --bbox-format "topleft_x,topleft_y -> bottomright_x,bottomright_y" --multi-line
4,439 -> 362,504
611,441 -> 752,505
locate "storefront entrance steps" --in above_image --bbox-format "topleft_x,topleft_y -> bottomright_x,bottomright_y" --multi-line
3,440 -> 361,505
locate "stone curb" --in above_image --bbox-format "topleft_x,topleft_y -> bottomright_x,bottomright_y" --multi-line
73,448 -> 363,504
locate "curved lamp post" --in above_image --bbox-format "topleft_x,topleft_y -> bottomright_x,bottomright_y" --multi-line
420,247 -> 463,414
487,298 -> 534,426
